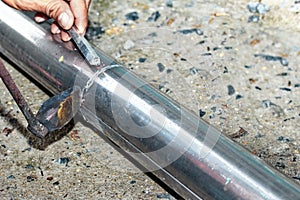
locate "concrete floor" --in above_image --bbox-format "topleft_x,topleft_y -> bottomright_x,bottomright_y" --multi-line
1,0 -> 300,199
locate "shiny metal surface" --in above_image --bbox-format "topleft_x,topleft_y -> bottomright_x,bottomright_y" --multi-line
67,26 -> 101,66
0,2 -> 300,199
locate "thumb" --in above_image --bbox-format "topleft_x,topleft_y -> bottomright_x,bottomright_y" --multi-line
43,1 -> 74,30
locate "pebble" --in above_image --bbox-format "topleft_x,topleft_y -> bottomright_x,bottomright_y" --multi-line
202,53 -> 212,56
177,28 -> 203,35
236,94 -> 243,100
247,2 -> 270,14
283,117 -> 295,122
255,86 -> 262,90
53,181 -> 60,185
165,0 -> 173,7
166,69 -> 173,74
157,63 -> 165,72
85,25 -> 105,40
230,127 -> 248,139
7,175 -> 15,179
276,72 -> 288,76
213,47 -> 221,51
2,127 -> 13,136
255,133 -> 264,138
56,157 -> 70,166
210,94 -> 221,100
25,164 -> 34,170
256,3 -> 270,14
27,176 -> 34,182
157,193 -> 171,199
244,65 -> 254,69
139,58 -> 147,63
250,38 -> 260,46
185,1 -> 195,7
261,100 -> 273,108
199,109 -> 206,117
148,11 -> 161,22
223,66 -> 229,73
275,161 -> 285,169
8,118 -> 17,125
180,57 -> 187,61
148,32 -> 158,37
224,46 -> 233,50
21,147 -> 32,152
124,40 -> 135,50
248,15 -> 260,23
280,58 -> 289,66
254,54 -> 289,66
279,87 -> 291,92
227,85 -> 235,95
158,81 -> 168,90
214,107 -> 223,115
125,11 -> 139,21
189,67 -> 199,75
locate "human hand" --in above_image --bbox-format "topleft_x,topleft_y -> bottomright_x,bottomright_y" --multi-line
3,0 -> 91,41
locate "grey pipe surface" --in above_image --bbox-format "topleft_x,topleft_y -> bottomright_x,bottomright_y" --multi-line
1,2 -> 300,199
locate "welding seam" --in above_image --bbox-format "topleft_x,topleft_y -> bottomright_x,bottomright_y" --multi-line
80,64 -> 121,104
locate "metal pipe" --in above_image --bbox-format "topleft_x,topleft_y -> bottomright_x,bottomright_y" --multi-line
1,2 -> 299,199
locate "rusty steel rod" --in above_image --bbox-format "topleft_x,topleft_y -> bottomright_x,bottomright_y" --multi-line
0,58 -> 49,137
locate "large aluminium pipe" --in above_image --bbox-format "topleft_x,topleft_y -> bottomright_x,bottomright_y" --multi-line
0,2 -> 300,199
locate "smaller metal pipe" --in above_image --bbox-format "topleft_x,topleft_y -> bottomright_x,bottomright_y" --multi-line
0,58 -> 49,137
0,58 -> 35,122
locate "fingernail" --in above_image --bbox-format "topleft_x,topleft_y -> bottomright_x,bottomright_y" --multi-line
35,16 -> 45,23
54,27 -> 61,34
58,12 -> 70,28
76,26 -> 85,36
63,34 -> 72,42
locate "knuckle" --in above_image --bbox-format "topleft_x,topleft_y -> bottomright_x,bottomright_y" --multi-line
44,1 -> 60,18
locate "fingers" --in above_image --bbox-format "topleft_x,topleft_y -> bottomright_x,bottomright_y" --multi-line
3,0 -> 74,30
85,0 -> 92,8
3,0 -> 91,41
34,13 -> 48,23
43,0 -> 74,30
68,0 -> 89,35
50,23 -> 72,41
61,31 -> 72,42
50,23 -> 61,34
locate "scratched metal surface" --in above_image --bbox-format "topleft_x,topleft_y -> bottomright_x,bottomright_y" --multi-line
1,0 -> 299,199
